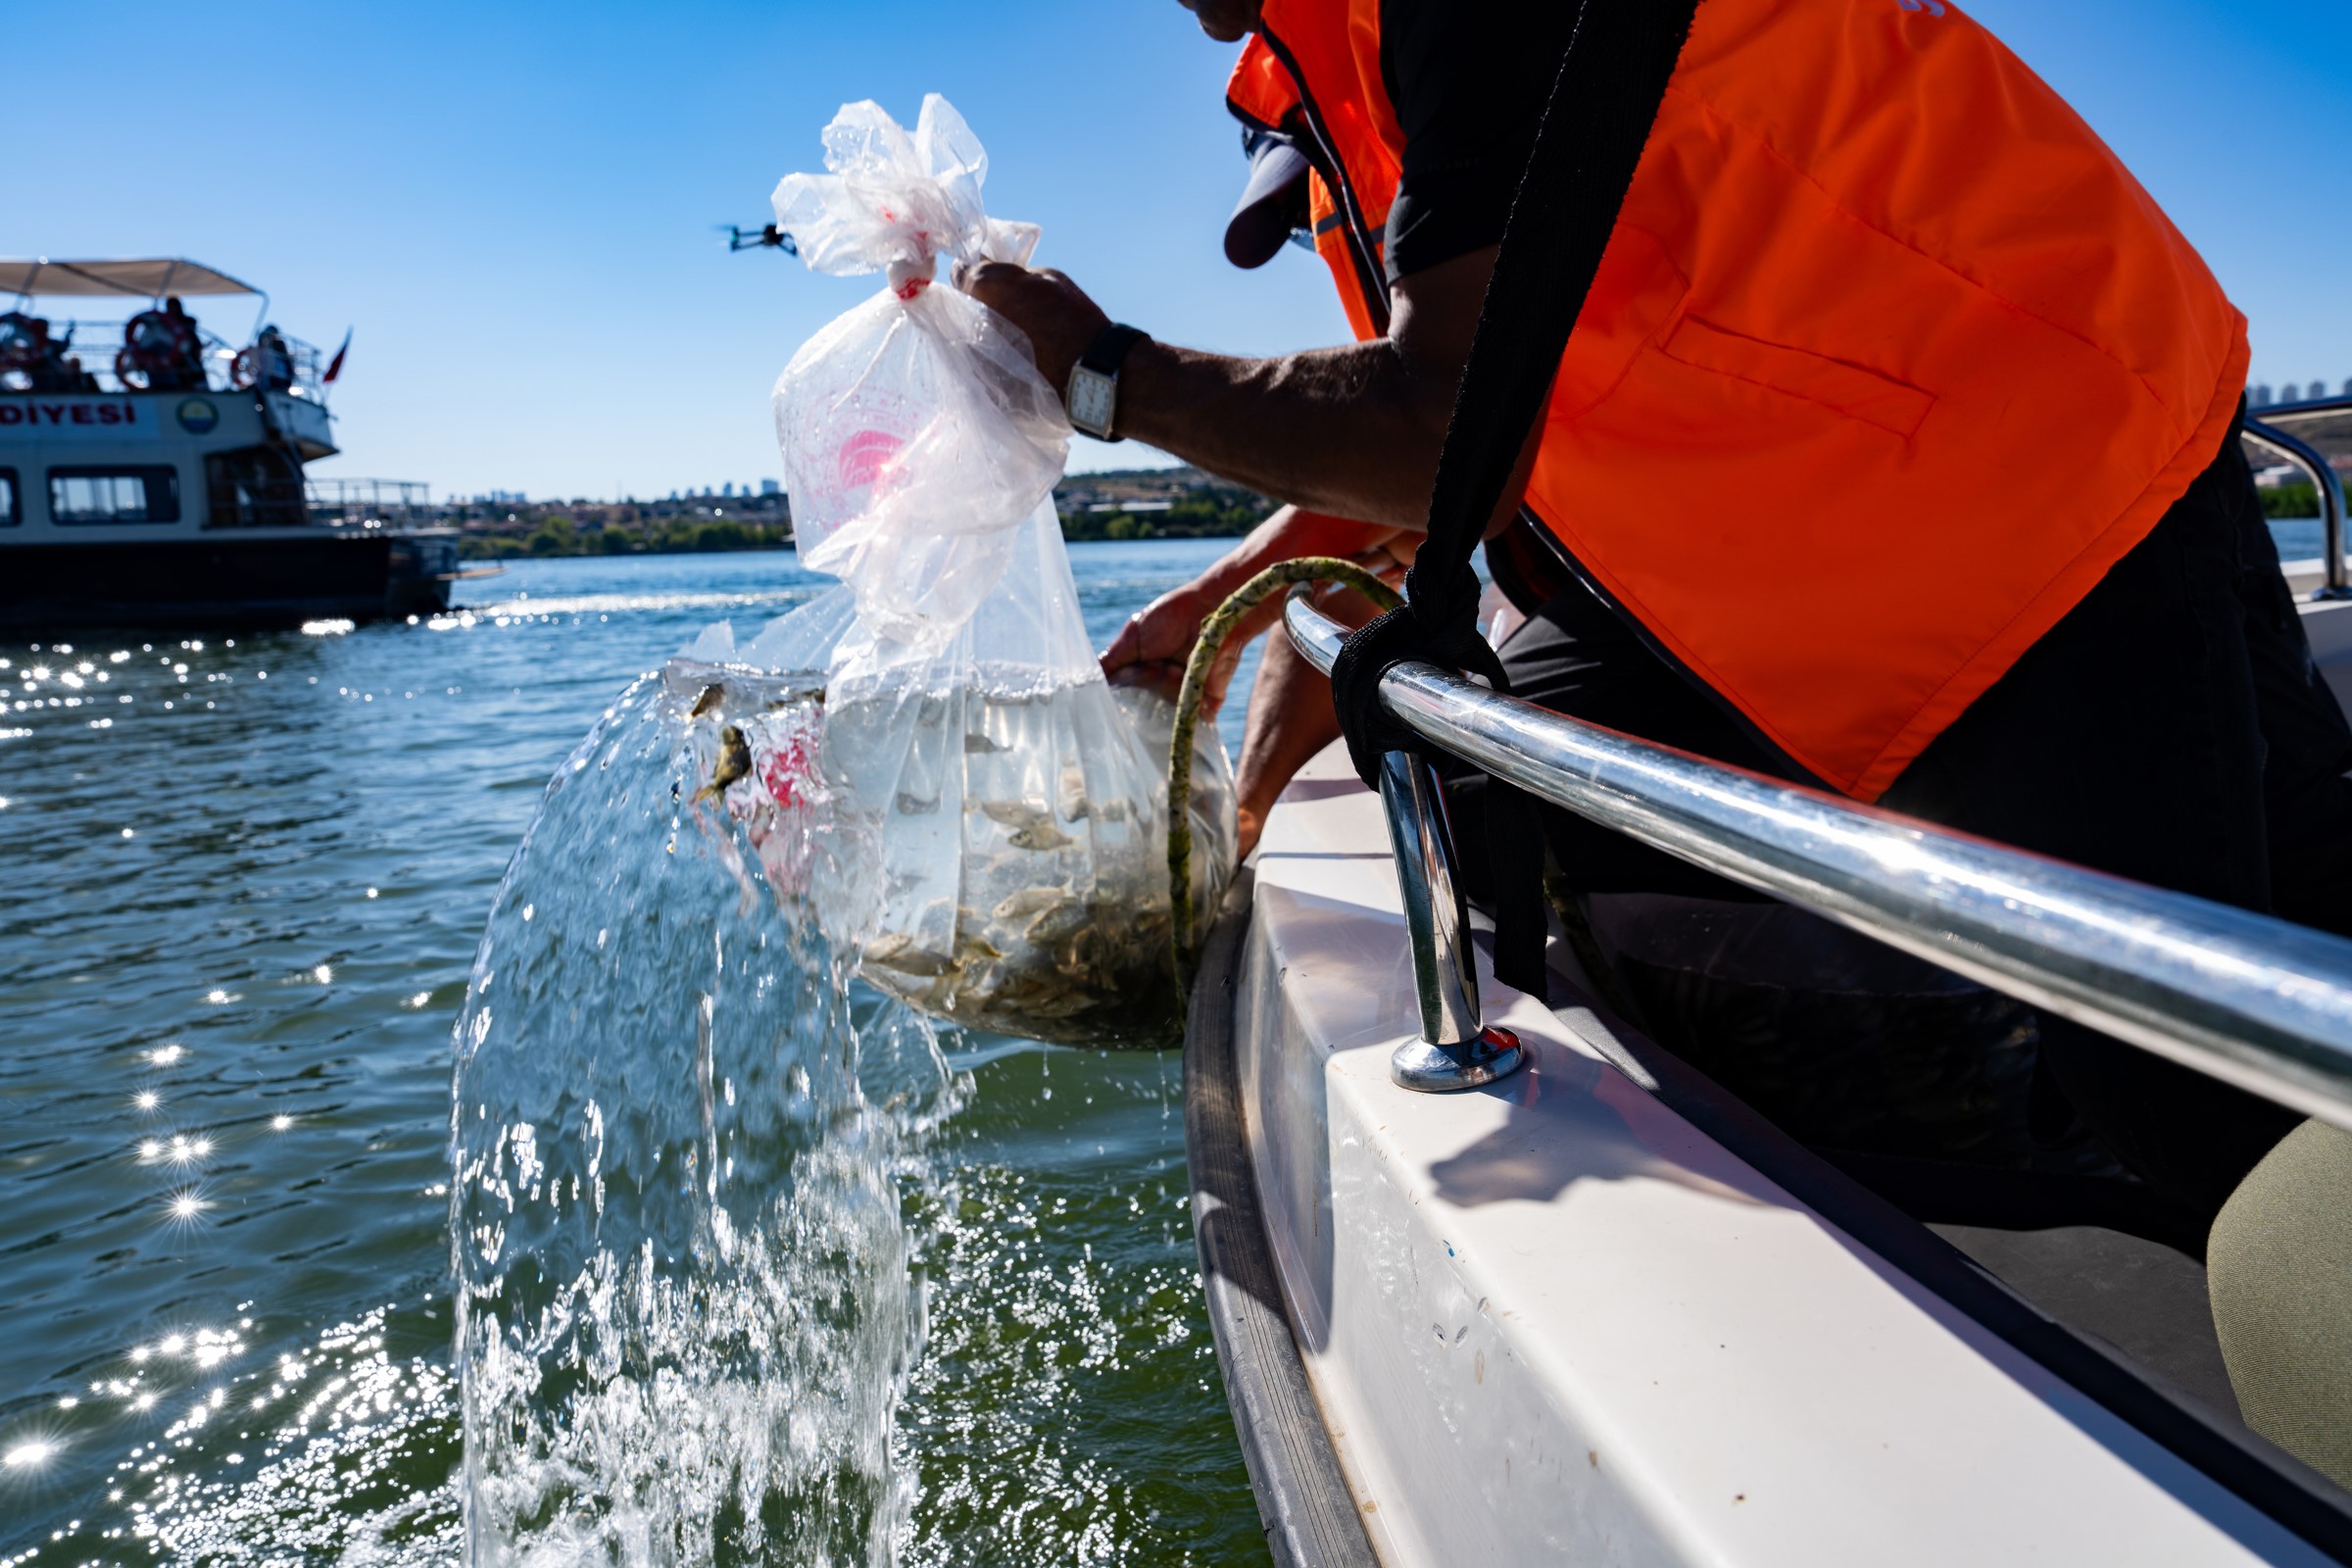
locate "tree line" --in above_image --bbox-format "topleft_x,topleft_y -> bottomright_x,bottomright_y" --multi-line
455,494 -> 1276,558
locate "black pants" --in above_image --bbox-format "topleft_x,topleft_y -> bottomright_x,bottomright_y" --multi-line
1488,420 -> 2352,1215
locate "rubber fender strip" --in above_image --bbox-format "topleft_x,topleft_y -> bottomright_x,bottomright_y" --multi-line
1185,869 -> 1382,1568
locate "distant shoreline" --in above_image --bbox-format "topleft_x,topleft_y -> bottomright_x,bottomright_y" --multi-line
448,464 -> 1275,559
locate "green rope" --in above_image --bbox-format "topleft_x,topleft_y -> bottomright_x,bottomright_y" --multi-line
1168,558 -> 1404,987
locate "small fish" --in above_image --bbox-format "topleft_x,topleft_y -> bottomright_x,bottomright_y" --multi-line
1009,821 -> 1075,853
980,799 -> 1051,830
693,725 -> 752,805
1025,903 -> 1094,946
1058,764 -> 1092,821
992,888 -> 1064,921
963,732 -> 1007,755
894,791 -> 940,815
862,933 -> 955,977
689,684 -> 725,719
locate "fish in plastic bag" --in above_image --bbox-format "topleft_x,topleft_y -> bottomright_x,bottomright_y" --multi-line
673,95 -> 1238,1047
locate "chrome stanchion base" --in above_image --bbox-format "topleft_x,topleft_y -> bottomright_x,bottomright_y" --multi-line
1391,1026 -> 1526,1094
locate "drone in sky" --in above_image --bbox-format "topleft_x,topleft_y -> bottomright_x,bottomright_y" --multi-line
722,223 -> 798,255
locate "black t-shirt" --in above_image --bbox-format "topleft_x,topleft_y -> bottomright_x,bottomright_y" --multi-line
1379,0 -> 1577,283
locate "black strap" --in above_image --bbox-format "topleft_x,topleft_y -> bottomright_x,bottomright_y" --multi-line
1077,321 -> 1150,377
1328,0 -> 1700,999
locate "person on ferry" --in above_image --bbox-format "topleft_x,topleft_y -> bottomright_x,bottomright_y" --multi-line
150,296 -> 207,390
961,3 -> 2352,1250
254,323 -> 295,391
28,332 -> 82,393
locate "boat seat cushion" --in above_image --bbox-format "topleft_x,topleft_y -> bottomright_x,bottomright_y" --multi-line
2208,1116 -> 2352,1488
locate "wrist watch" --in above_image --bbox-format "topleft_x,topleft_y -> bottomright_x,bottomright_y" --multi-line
1065,323 -> 1150,441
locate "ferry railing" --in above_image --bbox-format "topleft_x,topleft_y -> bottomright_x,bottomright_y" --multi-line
1285,589 -> 2352,1122
0,319 -> 326,398
306,477 -> 439,532
2245,393 -> 2352,599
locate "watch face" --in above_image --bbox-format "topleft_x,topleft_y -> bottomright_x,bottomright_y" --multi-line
1067,367 -> 1116,437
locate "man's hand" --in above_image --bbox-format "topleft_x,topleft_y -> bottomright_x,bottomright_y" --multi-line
956,262 -> 1110,399
1098,506 -> 1408,721
1102,582 -> 1216,707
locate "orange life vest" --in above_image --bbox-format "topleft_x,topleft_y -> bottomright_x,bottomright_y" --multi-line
1229,0 -> 2248,801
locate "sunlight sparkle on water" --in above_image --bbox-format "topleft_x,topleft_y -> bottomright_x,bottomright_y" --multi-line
3,1441 -> 55,1470
270,1115 -> 294,1131
148,1045 -> 184,1066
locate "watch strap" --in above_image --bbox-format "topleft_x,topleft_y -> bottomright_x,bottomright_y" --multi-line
1077,322 -> 1149,377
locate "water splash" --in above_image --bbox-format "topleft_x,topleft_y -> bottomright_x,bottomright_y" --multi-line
450,675 -> 961,1564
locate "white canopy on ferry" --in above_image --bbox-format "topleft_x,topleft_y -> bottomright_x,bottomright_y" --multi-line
0,259 -> 259,298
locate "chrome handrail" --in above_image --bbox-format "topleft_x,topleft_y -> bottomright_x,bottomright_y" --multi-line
2245,415 -> 2351,599
1373,748 -> 1526,1091
1285,590 -> 2352,1130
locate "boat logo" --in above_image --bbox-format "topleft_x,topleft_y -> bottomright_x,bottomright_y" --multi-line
176,397 -> 220,434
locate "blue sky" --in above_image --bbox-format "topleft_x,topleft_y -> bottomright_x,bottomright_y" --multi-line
11,0 -> 2347,500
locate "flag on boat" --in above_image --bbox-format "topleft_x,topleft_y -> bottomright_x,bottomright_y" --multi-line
322,328 -> 352,384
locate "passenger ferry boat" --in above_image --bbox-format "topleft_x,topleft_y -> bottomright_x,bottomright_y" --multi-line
0,258 -> 456,628
1186,405 -> 2352,1563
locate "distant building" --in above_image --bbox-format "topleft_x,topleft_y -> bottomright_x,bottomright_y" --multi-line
760,478 -> 782,496
2259,380 -> 2350,407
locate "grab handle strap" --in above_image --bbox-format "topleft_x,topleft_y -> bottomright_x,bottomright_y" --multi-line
1329,0 -> 1700,997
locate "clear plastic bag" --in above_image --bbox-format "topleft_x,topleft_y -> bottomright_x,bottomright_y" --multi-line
681,95 -> 1237,1047
770,93 -> 1067,656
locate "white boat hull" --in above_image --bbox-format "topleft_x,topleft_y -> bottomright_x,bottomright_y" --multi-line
1197,746 -> 2344,1566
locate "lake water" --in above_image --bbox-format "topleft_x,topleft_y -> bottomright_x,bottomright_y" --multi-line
0,542 -> 1271,1565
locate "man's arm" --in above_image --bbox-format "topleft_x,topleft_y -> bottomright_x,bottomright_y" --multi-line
1229,573 -> 1399,855
1101,504 -> 1406,705
960,245 -> 1524,533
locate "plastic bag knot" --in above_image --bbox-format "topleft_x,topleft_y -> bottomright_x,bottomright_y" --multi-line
887,256 -> 935,300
